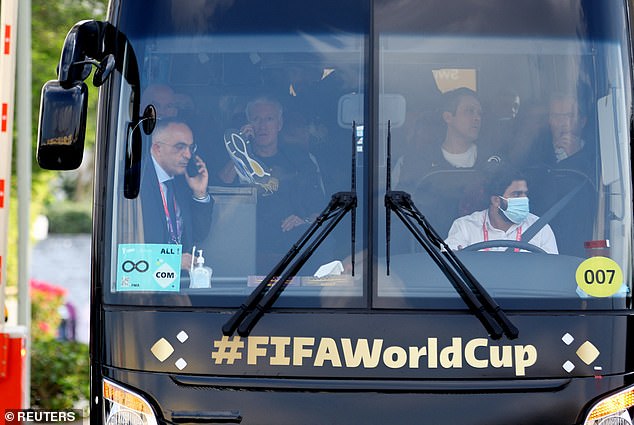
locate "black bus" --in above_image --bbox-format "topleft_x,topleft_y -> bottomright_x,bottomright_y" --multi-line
38,0 -> 634,423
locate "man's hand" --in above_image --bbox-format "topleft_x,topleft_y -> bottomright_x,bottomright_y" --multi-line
553,132 -> 582,157
281,214 -> 307,232
185,155 -> 209,198
240,124 -> 255,141
218,160 -> 238,184
181,253 -> 193,270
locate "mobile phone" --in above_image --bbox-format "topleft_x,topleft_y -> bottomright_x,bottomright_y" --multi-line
240,130 -> 254,143
186,158 -> 200,177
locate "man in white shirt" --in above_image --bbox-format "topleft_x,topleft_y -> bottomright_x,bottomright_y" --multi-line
445,168 -> 558,254
431,87 -> 485,170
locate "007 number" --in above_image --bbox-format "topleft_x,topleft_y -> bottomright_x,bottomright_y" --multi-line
584,269 -> 615,285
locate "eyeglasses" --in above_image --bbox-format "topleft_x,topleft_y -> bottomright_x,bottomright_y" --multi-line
155,141 -> 198,154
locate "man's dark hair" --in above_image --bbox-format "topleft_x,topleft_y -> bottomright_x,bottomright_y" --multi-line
152,117 -> 190,135
148,118 -> 192,155
150,118 -> 195,148
485,166 -> 527,198
441,87 -> 479,115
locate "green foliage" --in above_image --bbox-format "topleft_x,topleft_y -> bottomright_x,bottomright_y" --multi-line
30,339 -> 90,411
46,201 -> 93,234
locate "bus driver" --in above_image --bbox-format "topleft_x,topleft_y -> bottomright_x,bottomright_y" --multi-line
445,167 -> 558,254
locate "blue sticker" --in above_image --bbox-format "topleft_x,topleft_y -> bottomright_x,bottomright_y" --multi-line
116,244 -> 182,292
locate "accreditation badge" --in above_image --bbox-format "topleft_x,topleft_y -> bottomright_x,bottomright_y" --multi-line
116,243 -> 182,292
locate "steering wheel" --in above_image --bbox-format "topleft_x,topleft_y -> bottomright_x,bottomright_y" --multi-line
462,240 -> 547,254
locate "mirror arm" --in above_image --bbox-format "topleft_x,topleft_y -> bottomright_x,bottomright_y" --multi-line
58,20 -> 109,88
58,20 -> 134,89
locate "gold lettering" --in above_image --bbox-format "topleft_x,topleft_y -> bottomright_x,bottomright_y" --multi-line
383,346 -> 407,369
341,338 -> 383,368
464,338 -> 488,368
314,337 -> 342,367
247,336 -> 269,365
490,345 -> 513,368
408,346 -> 427,369
428,338 -> 438,368
440,338 -> 463,368
238,336 -> 537,376
293,337 -> 315,366
514,345 -> 537,377
270,337 -> 291,366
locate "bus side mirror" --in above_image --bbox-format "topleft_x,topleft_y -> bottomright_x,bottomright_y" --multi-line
37,80 -> 88,170
37,20 -> 115,171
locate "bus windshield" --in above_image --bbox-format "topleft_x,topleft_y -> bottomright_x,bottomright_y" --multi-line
104,0 -> 632,312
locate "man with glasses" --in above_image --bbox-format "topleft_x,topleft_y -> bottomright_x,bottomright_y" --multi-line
141,119 -> 213,270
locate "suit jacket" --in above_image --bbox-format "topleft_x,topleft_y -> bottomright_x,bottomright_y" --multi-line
140,159 -> 213,251
529,145 -> 596,257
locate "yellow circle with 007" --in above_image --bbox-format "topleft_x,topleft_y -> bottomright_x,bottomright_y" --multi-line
575,256 -> 623,298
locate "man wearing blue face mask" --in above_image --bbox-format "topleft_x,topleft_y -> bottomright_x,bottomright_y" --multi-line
445,168 -> 558,254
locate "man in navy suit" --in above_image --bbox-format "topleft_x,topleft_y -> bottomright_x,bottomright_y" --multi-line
141,119 -> 213,270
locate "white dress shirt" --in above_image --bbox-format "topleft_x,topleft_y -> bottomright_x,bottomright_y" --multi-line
445,209 -> 559,254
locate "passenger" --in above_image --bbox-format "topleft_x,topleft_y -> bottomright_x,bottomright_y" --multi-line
409,88 -> 500,237
219,96 -> 326,273
419,87 -> 501,173
141,84 -> 193,119
141,119 -> 213,270
529,91 -> 596,257
546,92 -> 593,173
445,167 -> 558,254
280,109 -> 326,197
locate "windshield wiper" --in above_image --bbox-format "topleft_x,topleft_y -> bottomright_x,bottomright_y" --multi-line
384,122 -> 518,340
222,123 -> 358,337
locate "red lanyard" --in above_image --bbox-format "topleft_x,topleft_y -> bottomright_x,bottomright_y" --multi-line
158,179 -> 182,244
482,213 -> 521,252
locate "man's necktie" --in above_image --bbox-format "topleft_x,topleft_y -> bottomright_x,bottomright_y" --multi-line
164,179 -> 178,233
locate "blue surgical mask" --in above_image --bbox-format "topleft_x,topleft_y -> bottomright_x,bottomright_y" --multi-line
499,196 -> 530,224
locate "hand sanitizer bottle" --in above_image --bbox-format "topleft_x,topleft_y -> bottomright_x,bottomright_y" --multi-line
190,250 -> 212,288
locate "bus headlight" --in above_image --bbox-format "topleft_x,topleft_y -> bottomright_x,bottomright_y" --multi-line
584,385 -> 634,425
102,378 -> 159,425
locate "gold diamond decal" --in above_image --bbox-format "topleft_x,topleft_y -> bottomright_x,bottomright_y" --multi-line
151,338 -> 174,362
576,341 -> 600,365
